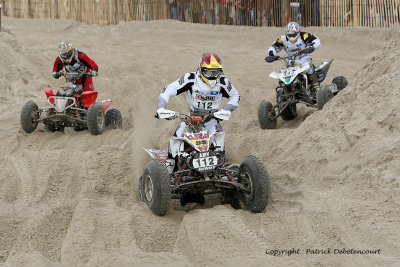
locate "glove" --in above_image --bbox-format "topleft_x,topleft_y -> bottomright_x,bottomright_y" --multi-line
52,71 -> 60,79
303,46 -> 315,54
90,70 -> 98,77
155,107 -> 165,119
265,56 -> 277,63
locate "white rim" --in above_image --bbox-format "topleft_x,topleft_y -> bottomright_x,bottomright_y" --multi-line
144,175 -> 153,202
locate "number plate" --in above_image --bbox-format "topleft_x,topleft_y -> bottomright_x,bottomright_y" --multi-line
191,152 -> 218,172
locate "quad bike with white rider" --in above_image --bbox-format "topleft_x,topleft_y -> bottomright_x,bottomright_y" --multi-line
138,109 -> 270,216
20,68 -> 122,135
258,50 -> 348,129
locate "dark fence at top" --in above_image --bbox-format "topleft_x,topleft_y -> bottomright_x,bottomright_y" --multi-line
1,0 -> 399,27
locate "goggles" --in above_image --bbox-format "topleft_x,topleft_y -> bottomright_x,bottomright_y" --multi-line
60,50 -> 73,60
201,68 -> 222,79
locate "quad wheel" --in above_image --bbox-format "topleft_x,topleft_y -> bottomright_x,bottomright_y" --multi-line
139,159 -> 171,216
105,109 -> 123,129
258,100 -> 277,129
332,76 -> 348,91
21,100 -> 39,133
234,155 -> 270,213
87,103 -> 105,135
316,86 -> 334,110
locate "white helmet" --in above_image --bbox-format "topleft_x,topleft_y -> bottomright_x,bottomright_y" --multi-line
58,41 -> 75,63
286,22 -> 300,43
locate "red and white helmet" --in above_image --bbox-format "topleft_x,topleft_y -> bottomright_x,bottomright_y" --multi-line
198,53 -> 223,88
286,22 -> 300,43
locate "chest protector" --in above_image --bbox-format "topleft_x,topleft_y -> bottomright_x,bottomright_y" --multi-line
281,35 -> 306,54
187,75 -> 223,112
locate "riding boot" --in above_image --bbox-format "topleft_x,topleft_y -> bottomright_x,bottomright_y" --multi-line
309,71 -> 320,92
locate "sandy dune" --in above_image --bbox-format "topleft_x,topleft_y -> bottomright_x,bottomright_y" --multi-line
0,17 -> 399,266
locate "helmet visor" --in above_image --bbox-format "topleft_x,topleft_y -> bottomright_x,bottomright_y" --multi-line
201,68 -> 222,79
60,50 -> 73,61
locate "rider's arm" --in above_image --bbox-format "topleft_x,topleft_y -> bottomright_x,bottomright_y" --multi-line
52,57 -> 63,78
52,57 -> 63,72
158,73 -> 195,108
78,52 -> 99,71
301,32 -> 321,50
219,77 -> 240,111
268,37 -> 284,56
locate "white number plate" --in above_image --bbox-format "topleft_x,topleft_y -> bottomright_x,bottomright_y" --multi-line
192,155 -> 218,171
283,68 -> 296,77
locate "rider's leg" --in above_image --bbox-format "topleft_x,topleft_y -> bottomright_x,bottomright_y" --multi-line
204,118 -> 219,137
302,59 -> 320,92
168,122 -> 186,156
204,119 -> 225,152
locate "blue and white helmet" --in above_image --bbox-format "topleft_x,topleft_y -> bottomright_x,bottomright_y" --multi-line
286,22 -> 300,43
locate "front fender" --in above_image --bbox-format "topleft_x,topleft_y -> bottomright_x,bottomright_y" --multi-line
43,89 -> 55,104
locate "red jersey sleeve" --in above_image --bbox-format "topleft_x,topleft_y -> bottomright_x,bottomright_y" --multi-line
52,57 -> 64,72
78,52 -> 98,71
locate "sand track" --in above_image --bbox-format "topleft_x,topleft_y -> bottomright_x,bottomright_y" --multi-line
0,17 -> 399,266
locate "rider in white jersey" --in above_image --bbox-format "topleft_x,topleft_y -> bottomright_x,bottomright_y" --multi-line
157,53 -> 240,137
266,22 -> 321,91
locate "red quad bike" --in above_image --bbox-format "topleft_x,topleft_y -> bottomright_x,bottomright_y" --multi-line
20,70 -> 122,135
138,109 -> 271,216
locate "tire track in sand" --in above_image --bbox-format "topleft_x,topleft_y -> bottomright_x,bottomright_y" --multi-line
9,155 -> 32,205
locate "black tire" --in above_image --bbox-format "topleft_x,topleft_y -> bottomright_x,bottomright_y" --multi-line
258,100 -> 277,129
21,100 -> 39,133
238,155 -> 270,213
139,159 -> 171,216
280,103 -> 297,121
332,76 -> 348,91
316,86 -> 334,110
105,109 -> 122,129
87,103 -> 105,135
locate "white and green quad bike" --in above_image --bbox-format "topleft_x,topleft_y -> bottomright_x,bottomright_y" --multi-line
258,51 -> 348,129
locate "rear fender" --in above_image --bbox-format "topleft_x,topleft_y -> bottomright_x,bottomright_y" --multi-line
43,89 -> 55,104
80,91 -> 98,108
143,148 -> 168,162
98,99 -> 112,111
316,59 -> 334,83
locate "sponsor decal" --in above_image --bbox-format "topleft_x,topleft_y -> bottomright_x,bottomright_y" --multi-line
296,43 -> 302,47
161,86 -> 167,93
178,75 -> 185,85
183,132 -> 209,141
227,81 -> 232,92
210,91 -> 218,95
196,94 -> 215,101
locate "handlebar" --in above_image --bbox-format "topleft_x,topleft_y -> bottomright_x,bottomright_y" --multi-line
156,108 -> 231,122
57,70 -> 96,81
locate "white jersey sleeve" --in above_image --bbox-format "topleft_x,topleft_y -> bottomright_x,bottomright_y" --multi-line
158,72 -> 196,108
219,76 -> 240,111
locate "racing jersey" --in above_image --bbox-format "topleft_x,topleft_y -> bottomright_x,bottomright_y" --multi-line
53,49 -> 98,73
268,32 -> 321,64
158,71 -> 240,113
